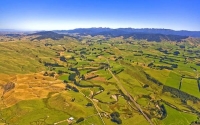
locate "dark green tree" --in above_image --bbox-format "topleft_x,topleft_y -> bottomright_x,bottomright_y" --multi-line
76,117 -> 84,123
173,51 -> 180,55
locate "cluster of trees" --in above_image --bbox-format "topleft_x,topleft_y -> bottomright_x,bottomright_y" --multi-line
134,53 -> 143,56
162,85 -> 200,102
60,56 -> 67,62
99,63 -> 110,69
178,77 -> 183,90
110,112 -> 122,124
43,71 -> 56,77
114,56 -> 124,61
196,63 -> 200,66
68,67 -> 80,80
76,117 -> 84,123
86,102 -> 93,106
160,104 -> 167,119
119,89 -> 130,101
87,58 -> 95,61
173,51 -> 180,55
157,65 -> 173,70
147,62 -> 154,67
44,62 -> 62,67
179,45 -> 185,49
112,69 -> 124,75
58,70 -> 65,75
67,66 -> 105,93
171,64 -> 178,68
159,58 -> 179,68
44,43 -> 52,46
107,51 -> 115,55
68,73 -> 76,81
191,117 -> 200,125
65,84 -> 79,92
157,48 -> 169,54
147,62 -> 176,70
190,66 -> 197,71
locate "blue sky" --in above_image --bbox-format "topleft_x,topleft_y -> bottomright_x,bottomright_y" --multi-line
0,0 -> 199,31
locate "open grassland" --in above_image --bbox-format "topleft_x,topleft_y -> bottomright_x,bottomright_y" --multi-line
144,68 -> 170,84
1,91 -> 102,125
165,71 -> 181,89
162,104 -> 197,125
117,71 -> 152,96
0,72 -> 65,108
0,41 -> 53,74
181,78 -> 200,98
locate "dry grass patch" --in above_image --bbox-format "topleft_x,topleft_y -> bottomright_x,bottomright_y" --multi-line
0,72 -> 65,108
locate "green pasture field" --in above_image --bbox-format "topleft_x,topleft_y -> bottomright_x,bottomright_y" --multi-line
1,99 -> 70,124
144,68 -> 170,84
160,93 -> 190,111
165,71 -> 181,89
96,69 -> 112,79
162,104 -> 197,125
117,71 -> 151,96
181,78 -> 200,98
136,97 -> 150,106
2,90 -> 104,125
54,67 -> 68,73
59,74 -> 69,81
94,90 -> 117,103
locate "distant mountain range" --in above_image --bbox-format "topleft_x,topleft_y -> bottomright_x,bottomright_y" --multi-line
54,28 -> 200,37
54,28 -> 194,42
1,28 -> 200,42
27,30 -> 191,42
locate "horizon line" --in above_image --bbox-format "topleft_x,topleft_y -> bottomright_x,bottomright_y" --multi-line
0,27 -> 200,32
